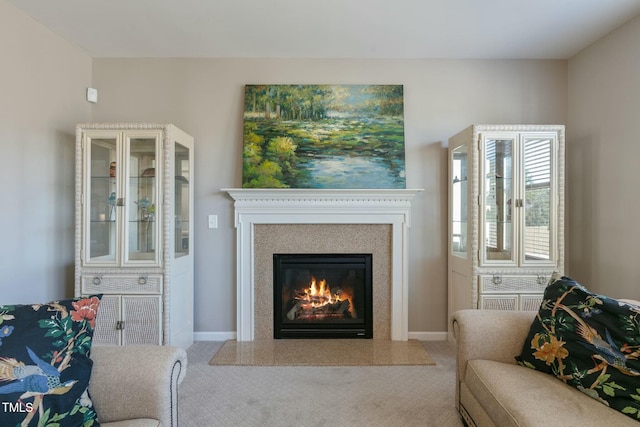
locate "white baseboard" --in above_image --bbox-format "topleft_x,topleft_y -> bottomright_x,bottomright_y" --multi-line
193,331 -> 236,342
408,331 -> 448,341
193,331 -> 448,342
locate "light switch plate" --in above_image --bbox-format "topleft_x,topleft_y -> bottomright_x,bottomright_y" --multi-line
87,87 -> 98,103
208,214 -> 218,229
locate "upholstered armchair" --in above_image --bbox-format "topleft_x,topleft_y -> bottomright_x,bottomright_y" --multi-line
89,345 -> 187,427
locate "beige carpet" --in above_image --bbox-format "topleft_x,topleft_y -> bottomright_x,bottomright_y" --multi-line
182,341 -> 462,426
209,339 -> 435,366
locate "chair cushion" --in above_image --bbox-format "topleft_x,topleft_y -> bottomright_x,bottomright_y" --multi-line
0,296 -> 102,426
516,275 -> 640,421
465,359 -> 639,426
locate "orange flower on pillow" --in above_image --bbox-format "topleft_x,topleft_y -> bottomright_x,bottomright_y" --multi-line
532,333 -> 569,366
70,296 -> 100,329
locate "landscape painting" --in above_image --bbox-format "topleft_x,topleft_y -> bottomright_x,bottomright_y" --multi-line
242,84 -> 406,189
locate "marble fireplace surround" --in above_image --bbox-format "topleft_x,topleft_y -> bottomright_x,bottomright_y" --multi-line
224,188 -> 422,341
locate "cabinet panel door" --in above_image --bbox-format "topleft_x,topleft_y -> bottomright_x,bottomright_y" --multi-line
121,295 -> 162,345
123,133 -> 162,266
520,294 -> 544,311
174,142 -> 191,258
481,135 -> 516,266
521,134 -> 556,265
479,294 -> 518,310
93,295 -> 121,345
84,134 -> 119,265
451,144 -> 469,258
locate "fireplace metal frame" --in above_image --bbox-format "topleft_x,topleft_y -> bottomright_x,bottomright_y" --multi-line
273,253 -> 373,339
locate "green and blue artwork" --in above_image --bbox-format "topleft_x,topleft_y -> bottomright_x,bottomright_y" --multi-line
242,84 -> 406,189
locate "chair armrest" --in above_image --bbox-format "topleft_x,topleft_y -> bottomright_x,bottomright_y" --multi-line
452,310 -> 535,408
89,345 -> 187,427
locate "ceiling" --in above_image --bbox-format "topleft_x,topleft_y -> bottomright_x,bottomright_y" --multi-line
9,0 -> 640,59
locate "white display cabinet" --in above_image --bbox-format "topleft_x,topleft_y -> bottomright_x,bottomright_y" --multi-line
75,123 -> 194,349
448,125 -> 564,341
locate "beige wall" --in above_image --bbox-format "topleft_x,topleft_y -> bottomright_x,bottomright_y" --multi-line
4,0 -> 638,336
0,0 -> 92,302
6,0 -> 639,339
1,0 -> 577,335
567,15 -> 640,298
91,58 -> 567,336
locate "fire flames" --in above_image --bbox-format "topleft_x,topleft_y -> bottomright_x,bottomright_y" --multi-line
287,276 -> 355,320
299,277 -> 339,307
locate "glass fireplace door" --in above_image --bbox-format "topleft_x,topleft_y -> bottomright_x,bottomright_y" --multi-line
273,254 -> 373,338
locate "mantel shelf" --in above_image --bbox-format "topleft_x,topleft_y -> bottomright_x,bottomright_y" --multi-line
223,188 -> 423,201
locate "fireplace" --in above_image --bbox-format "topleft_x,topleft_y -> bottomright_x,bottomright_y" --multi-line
224,188 -> 422,341
273,254 -> 373,338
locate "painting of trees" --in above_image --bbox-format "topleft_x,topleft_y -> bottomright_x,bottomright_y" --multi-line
242,85 -> 406,189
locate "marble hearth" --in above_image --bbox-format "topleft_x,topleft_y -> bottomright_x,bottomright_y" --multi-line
224,188 -> 422,341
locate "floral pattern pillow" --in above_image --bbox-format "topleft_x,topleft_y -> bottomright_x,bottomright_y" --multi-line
516,275 -> 640,421
0,296 -> 102,426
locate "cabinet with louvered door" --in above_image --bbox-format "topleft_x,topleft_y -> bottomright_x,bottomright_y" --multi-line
120,295 -> 162,345
81,274 -> 162,345
91,295 -> 161,345
447,125 -> 565,342
92,295 -> 120,345
75,123 -> 194,349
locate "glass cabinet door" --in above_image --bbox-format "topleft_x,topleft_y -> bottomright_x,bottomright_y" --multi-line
451,145 -> 468,258
86,135 -> 119,264
480,132 -> 557,267
174,142 -> 190,258
83,130 -> 162,267
482,136 -> 515,264
124,134 -> 160,264
521,135 -> 554,263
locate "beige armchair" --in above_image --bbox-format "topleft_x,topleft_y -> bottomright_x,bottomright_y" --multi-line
89,345 -> 187,427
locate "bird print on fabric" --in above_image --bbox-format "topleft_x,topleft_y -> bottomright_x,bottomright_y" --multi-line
558,305 -> 640,377
575,324 -> 640,377
516,275 -> 640,422
0,297 -> 101,426
0,346 -> 77,398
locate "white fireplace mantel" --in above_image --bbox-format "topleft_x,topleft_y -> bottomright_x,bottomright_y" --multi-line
223,188 -> 423,341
